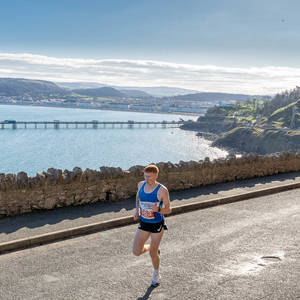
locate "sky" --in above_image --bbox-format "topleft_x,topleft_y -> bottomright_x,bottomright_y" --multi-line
1,0 -> 300,94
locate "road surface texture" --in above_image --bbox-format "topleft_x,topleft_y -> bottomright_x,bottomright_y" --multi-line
0,189 -> 299,299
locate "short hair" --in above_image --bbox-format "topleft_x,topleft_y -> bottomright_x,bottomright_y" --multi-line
144,164 -> 159,174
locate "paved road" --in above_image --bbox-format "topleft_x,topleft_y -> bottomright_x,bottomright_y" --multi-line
0,189 -> 299,300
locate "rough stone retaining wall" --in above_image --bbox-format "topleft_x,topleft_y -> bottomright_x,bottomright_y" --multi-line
1,151 -> 300,216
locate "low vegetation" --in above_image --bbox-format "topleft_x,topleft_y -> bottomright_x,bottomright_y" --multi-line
202,87 -> 300,130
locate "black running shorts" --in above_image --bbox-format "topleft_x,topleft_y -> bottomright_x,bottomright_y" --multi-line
138,220 -> 168,233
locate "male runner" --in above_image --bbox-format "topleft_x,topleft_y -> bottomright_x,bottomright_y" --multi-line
132,164 -> 171,287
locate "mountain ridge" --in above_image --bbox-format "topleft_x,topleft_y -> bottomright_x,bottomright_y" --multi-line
55,81 -> 200,97
0,78 -> 269,102
72,87 -> 126,98
0,78 -> 66,97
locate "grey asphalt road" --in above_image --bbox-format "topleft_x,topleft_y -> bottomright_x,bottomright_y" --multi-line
0,189 -> 299,300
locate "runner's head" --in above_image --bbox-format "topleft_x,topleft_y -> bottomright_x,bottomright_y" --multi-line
144,164 -> 159,184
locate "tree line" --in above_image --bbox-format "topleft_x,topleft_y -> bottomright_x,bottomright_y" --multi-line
262,86 -> 300,116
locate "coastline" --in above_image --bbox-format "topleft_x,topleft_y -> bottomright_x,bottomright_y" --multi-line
0,102 -> 202,117
0,103 -> 226,176
212,126 -> 300,155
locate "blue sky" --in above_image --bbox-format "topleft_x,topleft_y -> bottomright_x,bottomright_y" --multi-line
1,0 -> 300,94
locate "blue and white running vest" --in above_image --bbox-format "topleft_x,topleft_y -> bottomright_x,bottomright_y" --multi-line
139,182 -> 164,223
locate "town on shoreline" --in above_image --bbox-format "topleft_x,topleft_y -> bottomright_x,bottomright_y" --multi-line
0,102 -> 201,117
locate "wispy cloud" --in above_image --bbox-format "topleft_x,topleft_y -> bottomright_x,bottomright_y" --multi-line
0,53 -> 300,94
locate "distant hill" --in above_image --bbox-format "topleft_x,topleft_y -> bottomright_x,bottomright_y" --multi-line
120,89 -> 152,98
55,81 -> 200,97
55,81 -> 108,90
170,92 -> 261,102
0,78 -> 67,97
72,87 -> 126,98
0,78 -> 270,105
116,86 -> 200,97
57,82 -> 152,98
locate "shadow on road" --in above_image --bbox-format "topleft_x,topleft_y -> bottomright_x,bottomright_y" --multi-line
0,197 -> 136,234
137,285 -> 157,300
0,171 -> 299,235
172,171 -> 300,200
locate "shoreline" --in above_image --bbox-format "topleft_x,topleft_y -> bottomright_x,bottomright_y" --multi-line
0,103 -> 226,176
1,156 -> 231,177
0,102 -> 202,118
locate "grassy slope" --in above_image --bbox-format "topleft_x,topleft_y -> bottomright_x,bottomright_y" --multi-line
264,99 -> 300,128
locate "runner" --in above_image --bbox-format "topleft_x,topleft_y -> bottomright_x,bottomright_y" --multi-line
132,164 -> 172,287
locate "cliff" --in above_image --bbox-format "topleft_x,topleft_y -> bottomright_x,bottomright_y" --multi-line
213,127 -> 300,154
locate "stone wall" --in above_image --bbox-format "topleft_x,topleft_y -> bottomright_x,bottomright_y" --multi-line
1,151 -> 300,216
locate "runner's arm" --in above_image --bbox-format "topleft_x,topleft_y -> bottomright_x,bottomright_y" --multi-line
134,181 -> 144,220
154,187 -> 171,215
135,191 -> 140,214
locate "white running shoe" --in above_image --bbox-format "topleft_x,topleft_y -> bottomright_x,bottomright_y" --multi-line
151,270 -> 160,287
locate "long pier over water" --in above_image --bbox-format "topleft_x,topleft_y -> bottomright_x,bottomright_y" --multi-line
0,120 -> 185,129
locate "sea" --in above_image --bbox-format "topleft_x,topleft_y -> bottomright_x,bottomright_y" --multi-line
0,104 -> 227,176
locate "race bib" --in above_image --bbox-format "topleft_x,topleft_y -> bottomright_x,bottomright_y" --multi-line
140,201 -> 155,219
141,208 -> 154,219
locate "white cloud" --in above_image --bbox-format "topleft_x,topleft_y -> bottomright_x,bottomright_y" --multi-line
0,52 -> 300,94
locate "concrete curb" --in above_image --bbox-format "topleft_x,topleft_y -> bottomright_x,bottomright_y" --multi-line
1,181 -> 300,254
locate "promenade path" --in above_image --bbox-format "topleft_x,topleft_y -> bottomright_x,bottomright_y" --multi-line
1,171 -> 300,244
0,185 -> 299,299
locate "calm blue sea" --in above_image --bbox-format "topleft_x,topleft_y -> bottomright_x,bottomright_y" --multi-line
0,105 -> 227,176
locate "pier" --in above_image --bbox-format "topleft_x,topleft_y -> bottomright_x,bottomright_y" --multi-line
0,120 -> 185,129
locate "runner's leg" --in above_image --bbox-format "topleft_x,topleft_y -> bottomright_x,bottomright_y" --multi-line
133,229 -> 151,256
149,229 -> 164,269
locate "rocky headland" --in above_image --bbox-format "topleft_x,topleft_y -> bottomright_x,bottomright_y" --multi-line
212,127 -> 300,154
180,116 -> 237,135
